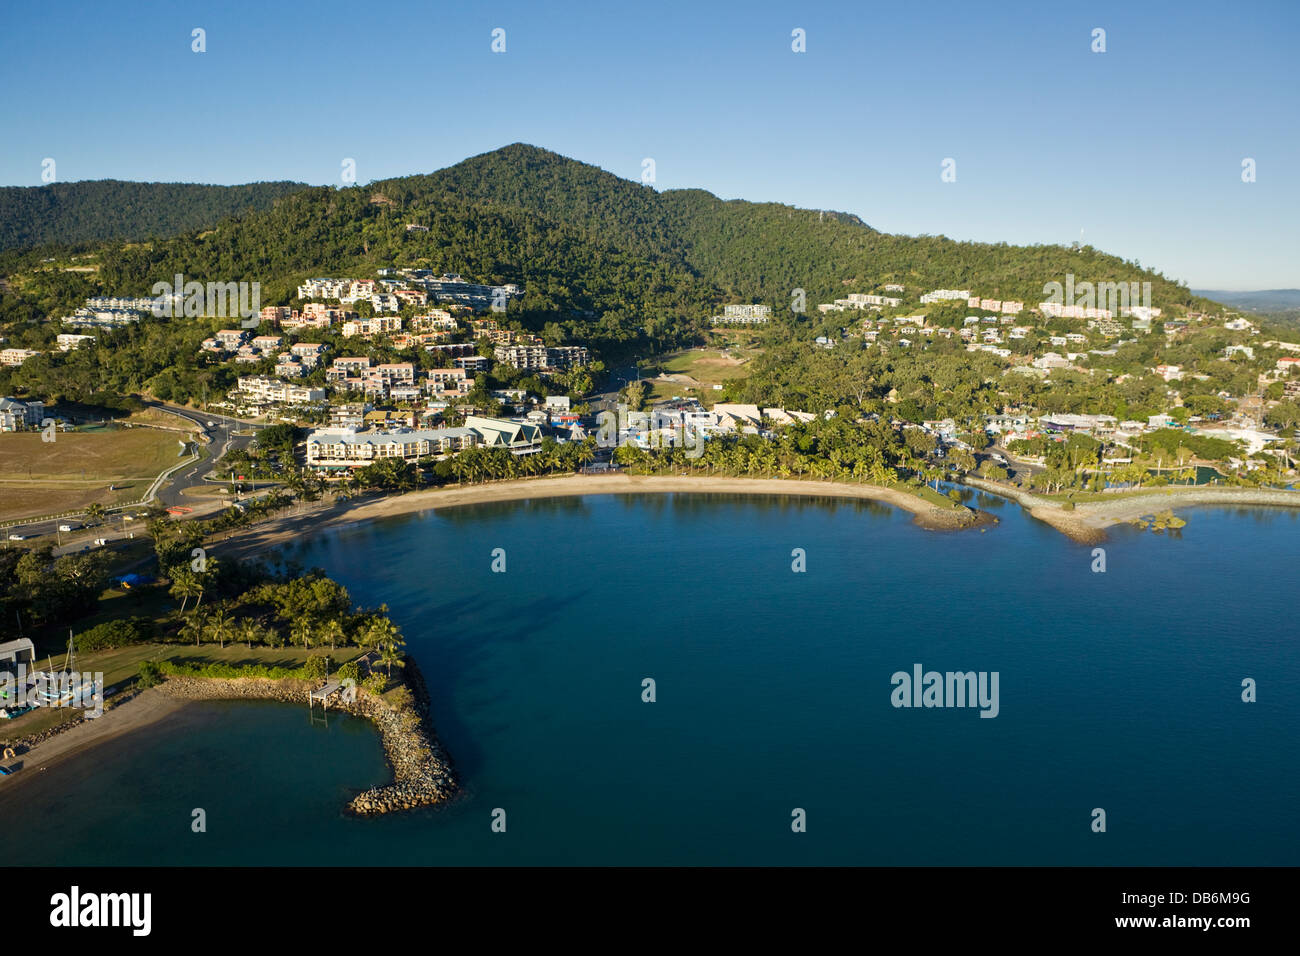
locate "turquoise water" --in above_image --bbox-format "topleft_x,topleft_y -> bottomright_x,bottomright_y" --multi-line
4,493 -> 1299,865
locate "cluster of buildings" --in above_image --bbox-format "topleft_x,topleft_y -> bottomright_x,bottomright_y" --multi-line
196,266 -> 593,421
60,306 -> 141,330
493,344 -> 589,372
0,395 -> 45,431
614,397 -> 817,450
984,409 -> 1284,462
58,296 -> 162,330
712,304 -> 772,325
233,377 -> 326,409
305,415 -> 543,471
382,270 -> 524,310
299,272 -> 525,312
818,293 -> 902,313
202,329 -> 286,363
0,329 -> 96,363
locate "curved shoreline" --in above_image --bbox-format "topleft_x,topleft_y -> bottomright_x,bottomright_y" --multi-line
962,477 -> 1300,543
216,473 -> 982,559
0,667 -> 456,816
213,472 -> 1300,553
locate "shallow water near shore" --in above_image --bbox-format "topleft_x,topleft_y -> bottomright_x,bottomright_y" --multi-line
6,493 -> 1300,865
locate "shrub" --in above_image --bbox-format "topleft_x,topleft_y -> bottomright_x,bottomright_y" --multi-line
158,661 -> 303,680
137,660 -> 163,688
336,660 -> 360,683
76,617 -> 155,652
302,655 -> 328,680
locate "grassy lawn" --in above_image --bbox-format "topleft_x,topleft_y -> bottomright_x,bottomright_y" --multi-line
640,347 -> 760,408
125,407 -> 196,429
1,640 -> 373,743
0,427 -> 188,481
0,426 -> 191,522
642,380 -> 690,405
911,484 -> 964,509
659,348 -> 752,384
1035,485 -> 1206,504
0,480 -> 152,523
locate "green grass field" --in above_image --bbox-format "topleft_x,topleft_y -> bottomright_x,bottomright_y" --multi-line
0,427 -> 187,481
1,640 -> 370,741
658,348 -> 752,383
0,426 -> 191,521
912,484 -> 965,509
641,346 -> 759,406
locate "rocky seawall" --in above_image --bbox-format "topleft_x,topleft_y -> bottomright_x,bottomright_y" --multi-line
157,663 -> 457,815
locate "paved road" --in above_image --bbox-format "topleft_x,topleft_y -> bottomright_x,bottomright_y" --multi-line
978,445 -> 1045,485
4,402 -> 263,546
142,401 -> 263,508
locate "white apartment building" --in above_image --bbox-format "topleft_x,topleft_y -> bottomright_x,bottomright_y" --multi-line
235,376 -> 325,405
920,289 -> 970,304
0,349 -> 41,367
712,304 -> 772,324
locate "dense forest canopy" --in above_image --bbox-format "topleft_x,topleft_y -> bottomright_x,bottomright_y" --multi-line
0,179 -> 309,251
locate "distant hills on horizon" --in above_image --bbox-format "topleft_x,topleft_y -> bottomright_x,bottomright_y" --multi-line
1191,288 -> 1300,316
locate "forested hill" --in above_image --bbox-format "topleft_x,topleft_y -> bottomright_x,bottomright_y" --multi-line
1,145 -> 1201,337
0,180 -> 309,251
412,143 -> 1195,309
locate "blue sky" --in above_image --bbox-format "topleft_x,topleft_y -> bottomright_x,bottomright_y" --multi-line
1,0 -> 1296,289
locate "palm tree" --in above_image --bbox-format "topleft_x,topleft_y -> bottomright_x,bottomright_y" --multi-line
364,616 -> 406,676
207,609 -> 233,650
170,570 -> 203,614
320,618 -> 346,651
181,611 -> 207,647
237,619 -> 260,650
291,619 -> 315,650
377,640 -> 405,678
282,472 -> 305,499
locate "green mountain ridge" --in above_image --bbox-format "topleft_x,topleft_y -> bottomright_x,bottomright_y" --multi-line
1,144 -> 1211,351
0,179 -> 310,251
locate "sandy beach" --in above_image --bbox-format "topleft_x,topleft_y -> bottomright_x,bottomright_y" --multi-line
0,689 -> 187,794
215,473 -> 981,559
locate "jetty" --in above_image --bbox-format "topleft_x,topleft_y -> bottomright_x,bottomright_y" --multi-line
308,679 -> 348,712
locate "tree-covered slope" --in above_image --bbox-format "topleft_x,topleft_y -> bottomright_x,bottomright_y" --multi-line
0,180 -> 310,251
418,144 -> 1196,309
2,143 -> 1203,335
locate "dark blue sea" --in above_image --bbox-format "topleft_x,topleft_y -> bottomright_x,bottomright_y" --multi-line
5,493 -> 1298,865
